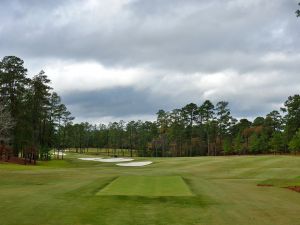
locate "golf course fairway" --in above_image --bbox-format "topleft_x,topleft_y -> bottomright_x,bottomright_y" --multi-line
0,154 -> 300,225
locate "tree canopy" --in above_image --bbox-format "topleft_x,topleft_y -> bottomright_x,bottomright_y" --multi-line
1,56 -> 300,158
0,56 -> 73,159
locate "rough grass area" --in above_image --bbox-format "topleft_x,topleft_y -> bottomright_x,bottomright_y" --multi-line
257,178 -> 300,187
97,176 -> 194,196
1,155 -> 300,225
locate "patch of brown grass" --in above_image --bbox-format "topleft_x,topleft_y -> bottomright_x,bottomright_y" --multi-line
285,186 -> 300,193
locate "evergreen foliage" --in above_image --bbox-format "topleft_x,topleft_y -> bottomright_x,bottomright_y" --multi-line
1,56 -> 300,157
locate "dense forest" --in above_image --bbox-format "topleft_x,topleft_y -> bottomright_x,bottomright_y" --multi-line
1,56 -> 300,158
0,56 -> 74,159
64,96 -> 300,157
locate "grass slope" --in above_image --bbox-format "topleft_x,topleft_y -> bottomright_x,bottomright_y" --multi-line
97,176 -> 194,196
0,155 -> 300,225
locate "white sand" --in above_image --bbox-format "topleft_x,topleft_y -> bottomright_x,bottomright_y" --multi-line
78,157 -> 133,162
78,157 -> 103,161
116,161 -> 153,167
97,158 -> 134,162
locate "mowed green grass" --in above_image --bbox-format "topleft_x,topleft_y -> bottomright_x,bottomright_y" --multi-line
97,176 -> 194,196
0,155 -> 300,225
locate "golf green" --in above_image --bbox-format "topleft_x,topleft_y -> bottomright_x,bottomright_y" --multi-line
97,176 -> 194,196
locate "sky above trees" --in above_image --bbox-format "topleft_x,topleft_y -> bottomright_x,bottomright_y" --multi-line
0,0 -> 299,123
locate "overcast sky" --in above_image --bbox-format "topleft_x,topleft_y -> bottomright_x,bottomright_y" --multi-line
1,0 -> 299,123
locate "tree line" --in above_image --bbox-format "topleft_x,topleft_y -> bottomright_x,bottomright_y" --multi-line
60,96 -> 300,157
0,56 -> 74,159
1,56 -> 300,158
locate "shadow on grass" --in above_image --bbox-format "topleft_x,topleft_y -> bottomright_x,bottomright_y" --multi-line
95,195 -> 216,208
63,176 -> 118,198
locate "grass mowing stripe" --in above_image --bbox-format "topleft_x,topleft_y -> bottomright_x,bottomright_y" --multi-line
1,155 -> 300,225
97,176 -> 194,196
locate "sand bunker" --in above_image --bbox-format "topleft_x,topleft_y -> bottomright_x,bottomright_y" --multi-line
97,158 -> 134,162
116,161 -> 153,167
78,157 -> 103,161
78,157 -> 133,162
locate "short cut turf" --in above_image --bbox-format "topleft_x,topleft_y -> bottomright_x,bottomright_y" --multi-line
97,176 -> 194,196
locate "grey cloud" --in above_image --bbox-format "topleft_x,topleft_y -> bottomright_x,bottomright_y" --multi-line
61,71 -> 300,122
1,0 -> 299,73
62,87 -> 174,119
1,0 -> 300,122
